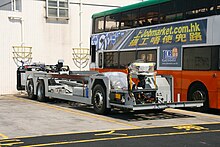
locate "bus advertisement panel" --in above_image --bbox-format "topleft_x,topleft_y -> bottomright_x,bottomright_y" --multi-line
91,19 -> 207,68
92,19 -> 207,49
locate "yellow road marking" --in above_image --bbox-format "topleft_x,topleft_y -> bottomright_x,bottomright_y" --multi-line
9,96 -> 140,129
20,129 -> 220,147
0,139 -> 20,143
95,130 -> 115,136
95,130 -> 127,136
1,141 -> 24,146
0,139 -> 23,146
0,133 -> 8,139
173,125 -> 208,131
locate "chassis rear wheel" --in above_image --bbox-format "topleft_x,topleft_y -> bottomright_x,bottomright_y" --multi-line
92,84 -> 110,114
37,80 -> 48,102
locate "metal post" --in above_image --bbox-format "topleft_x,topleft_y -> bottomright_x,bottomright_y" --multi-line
79,0 -> 83,70
21,19 -> 24,47
13,0 -> 15,11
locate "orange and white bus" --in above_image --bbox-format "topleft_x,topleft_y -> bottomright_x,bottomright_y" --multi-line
90,0 -> 220,111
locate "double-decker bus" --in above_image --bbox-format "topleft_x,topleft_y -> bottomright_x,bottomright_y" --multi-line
90,0 -> 220,111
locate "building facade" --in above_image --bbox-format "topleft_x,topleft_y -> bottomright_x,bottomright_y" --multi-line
0,0 -> 142,94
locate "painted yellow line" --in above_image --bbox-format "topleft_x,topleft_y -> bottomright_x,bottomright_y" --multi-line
0,139 -> 20,143
95,130 -> 115,136
173,125 -> 209,131
9,96 -> 140,129
1,141 -> 24,146
21,129 -> 220,147
0,133 -> 8,139
95,130 -> 127,136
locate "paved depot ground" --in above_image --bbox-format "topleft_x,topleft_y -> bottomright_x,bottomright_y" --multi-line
0,94 -> 220,146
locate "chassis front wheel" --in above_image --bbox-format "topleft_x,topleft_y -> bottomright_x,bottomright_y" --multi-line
92,84 -> 110,114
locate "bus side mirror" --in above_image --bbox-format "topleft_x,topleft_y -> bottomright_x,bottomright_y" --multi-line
91,45 -> 96,63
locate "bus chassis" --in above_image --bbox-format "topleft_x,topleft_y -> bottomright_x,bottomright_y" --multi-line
17,61 -> 203,114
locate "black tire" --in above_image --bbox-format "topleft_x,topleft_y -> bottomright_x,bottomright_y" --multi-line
27,79 -> 36,100
188,84 -> 209,112
37,80 -> 48,102
154,109 -> 165,113
92,84 -> 110,114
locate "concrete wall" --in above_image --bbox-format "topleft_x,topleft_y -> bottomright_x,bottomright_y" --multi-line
0,11 -> 22,94
0,0 -> 142,94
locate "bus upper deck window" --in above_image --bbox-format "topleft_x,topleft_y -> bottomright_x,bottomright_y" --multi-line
105,14 -> 120,31
94,17 -> 104,33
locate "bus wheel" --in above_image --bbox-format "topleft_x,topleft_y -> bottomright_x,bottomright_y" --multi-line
188,84 -> 209,112
37,80 -> 48,102
27,79 -> 36,100
92,84 -> 110,115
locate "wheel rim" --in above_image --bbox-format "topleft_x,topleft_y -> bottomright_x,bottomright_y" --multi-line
94,91 -> 104,109
192,90 -> 206,101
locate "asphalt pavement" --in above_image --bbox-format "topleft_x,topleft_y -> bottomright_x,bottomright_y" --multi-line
0,123 -> 220,146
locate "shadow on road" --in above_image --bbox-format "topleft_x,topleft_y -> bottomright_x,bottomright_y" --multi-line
15,95 -> 195,122
64,102 -> 194,121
